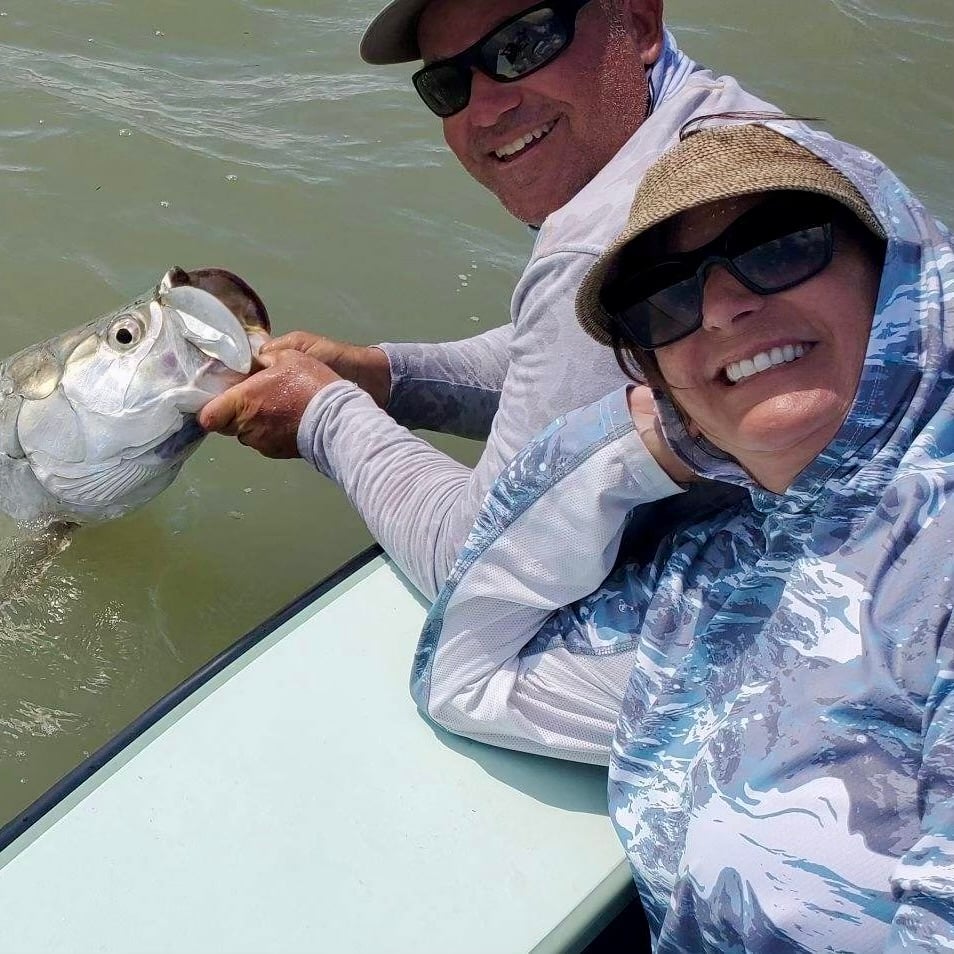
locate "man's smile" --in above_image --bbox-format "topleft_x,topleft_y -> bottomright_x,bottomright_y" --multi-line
491,119 -> 557,161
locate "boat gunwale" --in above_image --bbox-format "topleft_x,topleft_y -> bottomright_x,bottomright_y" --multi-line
0,542 -> 383,854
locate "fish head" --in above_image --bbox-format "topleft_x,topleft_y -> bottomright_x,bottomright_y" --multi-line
1,268 -> 271,523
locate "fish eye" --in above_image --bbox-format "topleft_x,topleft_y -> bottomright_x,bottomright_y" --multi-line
108,314 -> 145,351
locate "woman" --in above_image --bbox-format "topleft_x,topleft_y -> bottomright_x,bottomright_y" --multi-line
410,121 -> 954,950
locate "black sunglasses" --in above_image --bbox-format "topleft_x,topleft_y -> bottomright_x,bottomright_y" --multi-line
412,0 -> 594,118
601,196 -> 840,351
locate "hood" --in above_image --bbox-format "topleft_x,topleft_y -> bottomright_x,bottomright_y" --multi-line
655,122 -> 954,513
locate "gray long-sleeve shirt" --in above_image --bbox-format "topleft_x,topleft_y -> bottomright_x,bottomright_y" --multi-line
299,62 -> 775,599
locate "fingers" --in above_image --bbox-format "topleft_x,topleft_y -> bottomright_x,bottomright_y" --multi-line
198,390 -> 240,434
248,331 -> 272,368
259,331 -> 323,356
260,333 -> 355,379
255,350 -> 280,369
257,335 -> 390,405
197,350 -> 341,458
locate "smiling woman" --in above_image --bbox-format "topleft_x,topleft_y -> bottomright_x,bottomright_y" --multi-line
587,128 -> 888,492
631,200 -> 881,490
409,119 -> 954,950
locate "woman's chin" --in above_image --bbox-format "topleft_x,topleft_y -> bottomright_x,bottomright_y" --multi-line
705,393 -> 852,477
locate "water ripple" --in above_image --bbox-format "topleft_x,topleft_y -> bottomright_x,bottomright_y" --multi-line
0,38 -> 415,184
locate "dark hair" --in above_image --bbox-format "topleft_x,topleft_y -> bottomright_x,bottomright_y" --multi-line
607,212 -> 676,394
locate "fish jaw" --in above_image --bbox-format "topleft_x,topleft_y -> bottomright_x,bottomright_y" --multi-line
153,415 -> 205,461
158,287 -> 253,374
159,266 -> 271,337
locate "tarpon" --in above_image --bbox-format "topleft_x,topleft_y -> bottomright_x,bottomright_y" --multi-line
0,267 -> 270,525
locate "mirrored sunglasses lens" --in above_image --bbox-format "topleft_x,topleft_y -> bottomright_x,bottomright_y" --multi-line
608,265 -> 699,348
414,63 -> 470,117
733,226 -> 830,290
642,280 -> 702,346
481,9 -> 569,79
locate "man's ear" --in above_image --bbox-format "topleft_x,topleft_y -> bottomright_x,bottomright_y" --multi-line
623,0 -> 664,66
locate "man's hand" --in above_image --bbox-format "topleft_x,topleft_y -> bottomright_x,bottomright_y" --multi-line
199,350 -> 343,458
626,385 -> 696,485
260,332 -> 391,409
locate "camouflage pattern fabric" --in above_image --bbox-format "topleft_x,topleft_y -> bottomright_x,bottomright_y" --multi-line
413,125 -> 954,951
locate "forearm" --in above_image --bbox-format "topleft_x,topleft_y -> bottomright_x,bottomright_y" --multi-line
300,380 -> 501,600
378,324 -> 513,439
416,388 -> 684,763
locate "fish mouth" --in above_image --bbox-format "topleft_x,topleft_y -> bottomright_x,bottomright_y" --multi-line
155,415 -> 205,460
195,356 -> 247,395
157,286 -> 253,374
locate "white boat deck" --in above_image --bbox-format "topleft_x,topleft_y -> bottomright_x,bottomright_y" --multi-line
0,554 -> 630,954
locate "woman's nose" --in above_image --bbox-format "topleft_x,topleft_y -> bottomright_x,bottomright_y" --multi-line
465,70 -> 521,127
699,263 -> 764,332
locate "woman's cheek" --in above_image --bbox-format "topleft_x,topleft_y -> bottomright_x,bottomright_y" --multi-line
655,342 -> 696,389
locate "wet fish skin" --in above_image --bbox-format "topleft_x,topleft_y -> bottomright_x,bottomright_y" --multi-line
0,267 -> 270,526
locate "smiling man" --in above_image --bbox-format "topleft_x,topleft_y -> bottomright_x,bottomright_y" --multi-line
410,0 -> 660,224
200,0 -> 778,599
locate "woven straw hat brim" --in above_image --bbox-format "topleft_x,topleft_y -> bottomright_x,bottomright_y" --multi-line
576,124 -> 886,348
360,0 -> 432,64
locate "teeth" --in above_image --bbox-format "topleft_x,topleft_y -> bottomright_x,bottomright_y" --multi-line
494,121 -> 555,159
725,343 -> 807,383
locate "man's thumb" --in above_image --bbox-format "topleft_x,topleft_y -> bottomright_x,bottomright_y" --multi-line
199,395 -> 232,432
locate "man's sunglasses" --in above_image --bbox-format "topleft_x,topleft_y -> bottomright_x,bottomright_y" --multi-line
412,0 -> 593,118
601,196 -> 840,351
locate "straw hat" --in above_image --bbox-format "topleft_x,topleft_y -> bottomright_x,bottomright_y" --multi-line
576,123 -> 886,347
360,0 -> 432,64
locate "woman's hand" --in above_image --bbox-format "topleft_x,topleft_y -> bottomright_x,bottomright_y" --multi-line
627,386 -> 697,485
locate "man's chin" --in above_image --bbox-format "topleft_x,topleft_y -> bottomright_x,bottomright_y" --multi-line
485,159 -> 589,225
495,182 -> 573,227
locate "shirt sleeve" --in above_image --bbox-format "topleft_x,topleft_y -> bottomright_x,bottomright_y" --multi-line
412,387 -> 684,764
299,379 -> 472,599
299,248 -> 630,601
377,324 -> 513,440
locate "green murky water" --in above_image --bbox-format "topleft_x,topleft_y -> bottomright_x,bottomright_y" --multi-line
0,0 -> 950,823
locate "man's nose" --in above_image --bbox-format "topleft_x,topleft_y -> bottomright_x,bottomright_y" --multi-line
465,70 -> 521,127
700,264 -> 764,333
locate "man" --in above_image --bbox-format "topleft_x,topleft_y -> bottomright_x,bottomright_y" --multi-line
199,0 -> 775,599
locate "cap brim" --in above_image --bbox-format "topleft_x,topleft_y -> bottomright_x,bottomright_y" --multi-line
360,0 -> 432,64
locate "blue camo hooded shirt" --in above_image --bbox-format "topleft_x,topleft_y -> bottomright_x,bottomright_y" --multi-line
411,123 -> 954,951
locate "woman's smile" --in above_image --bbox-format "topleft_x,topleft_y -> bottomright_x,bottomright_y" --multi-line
720,341 -> 814,385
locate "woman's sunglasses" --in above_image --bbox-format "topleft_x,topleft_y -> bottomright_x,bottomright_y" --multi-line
601,196 -> 839,351
412,0 -> 594,118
